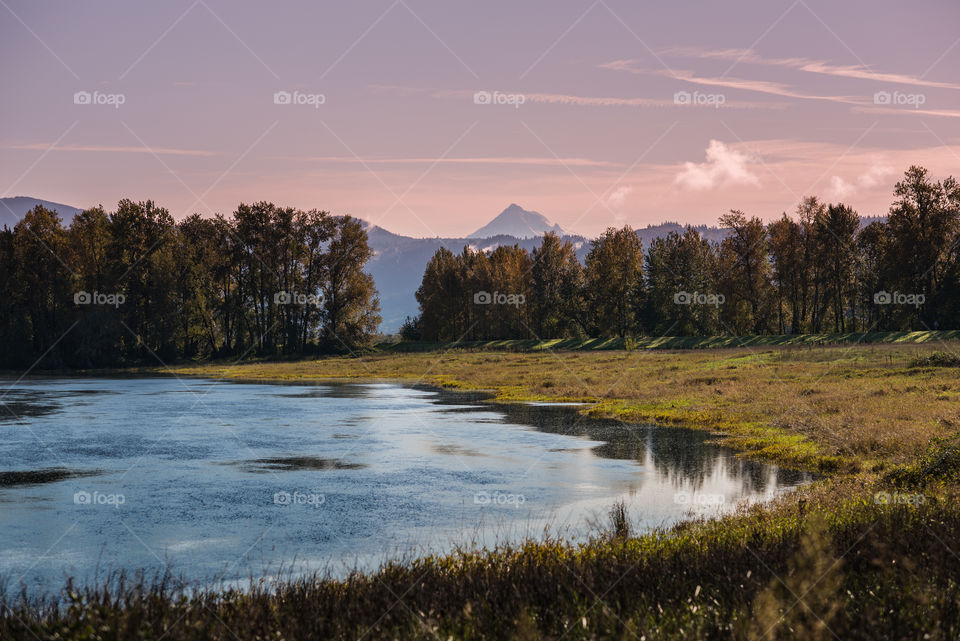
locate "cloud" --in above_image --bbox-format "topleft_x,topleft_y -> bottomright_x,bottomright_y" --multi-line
601,57 -> 960,118
605,185 -> 634,208
657,47 -> 960,90
8,143 -> 216,156
290,155 -> 623,168
830,160 -> 895,199
605,185 -> 634,224
675,140 -> 760,191
369,84 -> 784,111
601,60 -> 859,105
510,91 -> 780,110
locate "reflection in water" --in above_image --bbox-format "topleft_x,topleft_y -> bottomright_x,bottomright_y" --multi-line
0,468 -> 100,488
447,399 -> 810,494
238,457 -> 367,472
0,378 -> 811,596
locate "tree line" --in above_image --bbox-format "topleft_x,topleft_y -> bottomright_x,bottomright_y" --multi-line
0,200 -> 380,368
409,166 -> 960,341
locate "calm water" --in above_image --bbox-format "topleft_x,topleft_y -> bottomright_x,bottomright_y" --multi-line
0,378 -> 810,594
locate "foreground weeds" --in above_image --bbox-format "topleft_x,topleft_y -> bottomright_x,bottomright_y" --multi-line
4,488 -> 960,640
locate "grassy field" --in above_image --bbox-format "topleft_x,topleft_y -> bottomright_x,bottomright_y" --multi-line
380,329 -> 960,353
7,339 -> 960,639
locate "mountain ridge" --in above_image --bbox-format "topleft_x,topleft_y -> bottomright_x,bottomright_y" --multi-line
0,197 -> 83,225
468,203 -> 564,239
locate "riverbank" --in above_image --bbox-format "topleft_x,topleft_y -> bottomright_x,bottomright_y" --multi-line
379,329 -> 960,352
163,341 -> 960,474
5,480 -> 960,640
6,341 -> 960,639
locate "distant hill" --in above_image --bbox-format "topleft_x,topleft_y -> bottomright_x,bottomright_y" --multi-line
0,197 -> 83,227
632,221 -> 729,247
366,220 -> 738,332
468,204 -> 564,238
364,223 -> 590,332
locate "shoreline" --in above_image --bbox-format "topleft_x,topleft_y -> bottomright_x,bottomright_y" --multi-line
4,345 -> 960,638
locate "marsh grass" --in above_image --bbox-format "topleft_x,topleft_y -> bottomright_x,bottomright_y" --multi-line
607,499 -> 630,539
4,488 -> 960,640
30,339 -> 960,639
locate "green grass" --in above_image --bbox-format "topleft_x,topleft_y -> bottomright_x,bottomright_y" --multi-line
381,329 -> 960,353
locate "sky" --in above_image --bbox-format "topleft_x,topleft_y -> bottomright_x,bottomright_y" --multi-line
2,0 -> 959,238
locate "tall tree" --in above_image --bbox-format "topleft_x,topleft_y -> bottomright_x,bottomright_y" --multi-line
717,211 -> 773,334
815,203 -> 860,332
645,228 -> 720,336
584,226 -> 643,337
321,216 -> 381,349
415,247 -> 463,342
10,206 -> 73,364
532,232 -> 584,338
885,166 -> 960,328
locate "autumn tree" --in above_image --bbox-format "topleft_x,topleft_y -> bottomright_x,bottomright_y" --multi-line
884,166 -> 960,328
645,228 -> 719,336
532,232 -> 584,338
583,226 -> 643,337
717,211 -> 772,334
321,216 -> 381,350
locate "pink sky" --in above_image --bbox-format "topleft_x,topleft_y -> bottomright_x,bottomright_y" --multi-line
2,0 -> 959,237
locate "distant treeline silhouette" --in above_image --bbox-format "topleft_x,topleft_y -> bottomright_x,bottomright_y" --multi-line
0,201 -> 380,368
408,166 -> 960,341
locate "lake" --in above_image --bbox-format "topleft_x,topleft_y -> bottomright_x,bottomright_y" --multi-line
0,378 -> 811,595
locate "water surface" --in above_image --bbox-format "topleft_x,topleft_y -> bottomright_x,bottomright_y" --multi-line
0,378 -> 810,594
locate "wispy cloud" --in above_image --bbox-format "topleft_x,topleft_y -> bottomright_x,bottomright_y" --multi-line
658,47 -> 960,90
605,185 -> 634,208
601,60 -> 860,105
290,155 -> 624,168
602,56 -> 960,118
370,84 -> 784,110
675,140 -> 760,191
851,105 -> 960,119
8,143 -> 217,156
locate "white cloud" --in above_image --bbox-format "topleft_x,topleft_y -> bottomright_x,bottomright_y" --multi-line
830,160 -> 895,199
674,140 -> 760,191
8,143 -> 216,156
657,47 -> 960,91
605,185 -> 634,208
